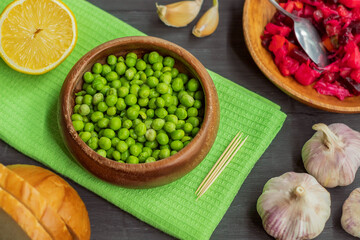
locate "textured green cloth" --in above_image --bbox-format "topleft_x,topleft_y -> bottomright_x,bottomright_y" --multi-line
0,0 -> 286,239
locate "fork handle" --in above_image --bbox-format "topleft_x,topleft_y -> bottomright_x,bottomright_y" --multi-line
268,0 -> 300,22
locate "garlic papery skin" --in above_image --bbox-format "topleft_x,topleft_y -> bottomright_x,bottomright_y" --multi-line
257,172 -> 331,240
341,188 -> 360,238
156,0 -> 203,27
192,0 -> 219,37
302,123 -> 360,188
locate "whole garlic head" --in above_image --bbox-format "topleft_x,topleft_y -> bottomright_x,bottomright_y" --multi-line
302,123 -> 360,188
257,172 -> 331,240
341,188 -> 360,238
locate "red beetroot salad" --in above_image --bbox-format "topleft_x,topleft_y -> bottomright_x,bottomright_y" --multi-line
261,0 -> 360,100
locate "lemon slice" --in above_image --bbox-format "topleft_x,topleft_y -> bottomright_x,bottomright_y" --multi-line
0,0 -> 77,75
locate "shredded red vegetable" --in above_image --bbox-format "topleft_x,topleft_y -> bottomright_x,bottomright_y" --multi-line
262,0 -> 360,100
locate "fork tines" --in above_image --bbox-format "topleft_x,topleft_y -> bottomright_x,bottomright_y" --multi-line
195,131 -> 248,200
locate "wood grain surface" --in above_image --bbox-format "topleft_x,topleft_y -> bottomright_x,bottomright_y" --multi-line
1,0 -> 359,239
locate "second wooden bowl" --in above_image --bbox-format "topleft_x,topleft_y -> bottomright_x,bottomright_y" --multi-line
243,0 -> 360,113
58,36 -> 220,188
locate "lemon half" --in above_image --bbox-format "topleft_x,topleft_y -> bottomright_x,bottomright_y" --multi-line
0,0 -> 77,75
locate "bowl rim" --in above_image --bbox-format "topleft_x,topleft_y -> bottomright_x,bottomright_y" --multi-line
243,0 -> 360,113
60,36 -> 219,180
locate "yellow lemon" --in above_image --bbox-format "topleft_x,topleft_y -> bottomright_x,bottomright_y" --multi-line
0,0 -> 77,75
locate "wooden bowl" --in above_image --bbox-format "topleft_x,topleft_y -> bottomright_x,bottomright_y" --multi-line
243,0 -> 360,113
58,36 -> 220,188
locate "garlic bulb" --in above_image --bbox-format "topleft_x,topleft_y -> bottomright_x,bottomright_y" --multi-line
192,0 -> 219,37
341,188 -> 360,238
156,0 -> 203,27
302,123 -> 360,188
257,172 -> 331,240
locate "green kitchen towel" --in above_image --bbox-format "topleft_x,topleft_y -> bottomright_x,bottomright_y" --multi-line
0,0 -> 286,239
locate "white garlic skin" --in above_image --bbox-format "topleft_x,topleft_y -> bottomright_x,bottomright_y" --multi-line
341,188 -> 360,238
257,172 -> 331,240
302,123 -> 360,188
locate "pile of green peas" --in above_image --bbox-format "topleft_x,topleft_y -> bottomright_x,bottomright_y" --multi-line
71,51 -> 205,164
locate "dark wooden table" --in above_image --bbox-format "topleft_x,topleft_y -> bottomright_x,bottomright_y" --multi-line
1,0 -> 359,239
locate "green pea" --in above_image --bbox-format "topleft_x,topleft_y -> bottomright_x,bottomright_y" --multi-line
163,56 -> 175,67
111,137 -> 120,147
183,122 -> 193,133
73,105 -> 80,113
97,118 -> 109,128
146,109 -> 155,118
122,119 -> 133,129
125,68 -> 136,80
126,137 -> 136,147
92,93 -> 104,105
159,73 -> 171,84
109,117 -> 122,130
171,129 -> 185,140
127,156 -> 139,164
99,137 -> 112,150
84,72 -> 94,83
193,100 -> 202,109
78,104 -> 90,116
164,122 -> 176,133
148,51 -> 160,64
103,129 -> 116,139
84,122 -> 95,132
136,59 -> 147,71
118,128 -> 130,140
148,98 -> 157,109
149,89 -> 160,98
106,106 -> 117,116
165,114 -> 178,124
79,132 -> 91,142
156,132 -> 169,145
151,118 -> 165,130
152,149 -> 160,159
97,102 -> 108,112
106,71 -> 119,81
171,68 -> 179,78
145,157 -> 156,163
176,120 -> 185,129
172,77 -> 183,92
101,64 -> 112,76
155,108 -> 168,118
115,141 -> 128,153
92,63 -> 103,74
122,150 -> 130,161
91,111 -> 104,122
175,108 -> 187,120
126,52 -> 137,59
138,152 -> 149,163
118,86 -> 129,98
178,73 -> 189,83
147,76 -> 159,88
100,85 -> 110,95
113,151 -> 121,161
126,106 -> 139,120
107,55 -> 117,65
187,78 -> 200,92
125,57 -> 137,68
71,114 -> 83,121
116,98 -> 126,111
167,105 -> 177,114
159,148 -> 170,159
152,62 -> 163,71
139,88 -> 150,98
75,96 -> 83,105
161,66 -> 172,73
97,149 -> 107,158
129,144 -> 141,157
115,62 -> 127,75
145,129 -> 157,142
105,94 -> 117,107
192,127 -> 200,136
156,97 -> 165,108
83,95 -> 92,105
88,137 -> 98,150
180,94 -> 194,107
170,140 -> 183,151
138,98 -> 149,107
156,83 -> 169,94
145,68 -> 154,77
187,117 -> 200,127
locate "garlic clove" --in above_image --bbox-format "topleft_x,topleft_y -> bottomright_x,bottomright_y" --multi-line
302,123 -> 360,188
192,0 -> 219,37
257,172 -> 331,240
341,188 -> 360,238
156,0 -> 203,28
